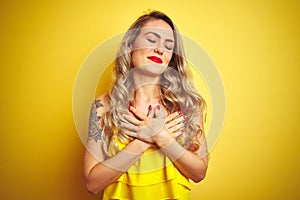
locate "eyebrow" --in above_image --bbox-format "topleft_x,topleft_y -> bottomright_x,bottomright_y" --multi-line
145,31 -> 175,43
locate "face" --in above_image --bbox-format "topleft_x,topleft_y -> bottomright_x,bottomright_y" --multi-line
130,19 -> 175,75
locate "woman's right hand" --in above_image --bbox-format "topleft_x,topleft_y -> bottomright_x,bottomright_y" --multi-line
120,105 -> 187,145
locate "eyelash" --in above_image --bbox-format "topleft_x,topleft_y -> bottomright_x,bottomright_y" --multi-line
165,45 -> 173,51
147,38 -> 156,43
147,38 -> 174,51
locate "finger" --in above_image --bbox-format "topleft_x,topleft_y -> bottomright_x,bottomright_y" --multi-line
119,122 -> 139,132
147,143 -> 157,148
154,105 -> 160,118
123,131 -> 138,138
172,129 -> 184,138
128,105 -> 147,120
122,113 -> 143,126
165,110 -> 182,123
168,122 -> 185,133
165,115 -> 187,129
147,105 -> 155,118
154,105 -> 166,118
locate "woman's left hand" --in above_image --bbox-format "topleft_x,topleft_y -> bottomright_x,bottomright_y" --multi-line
119,105 -> 186,144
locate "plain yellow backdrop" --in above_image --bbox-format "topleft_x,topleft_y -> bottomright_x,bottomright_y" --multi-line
1,0 -> 299,200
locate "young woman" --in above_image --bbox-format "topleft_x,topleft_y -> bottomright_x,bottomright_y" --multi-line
84,11 -> 209,200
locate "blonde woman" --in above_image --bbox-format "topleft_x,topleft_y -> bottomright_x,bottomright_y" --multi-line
84,11 -> 209,200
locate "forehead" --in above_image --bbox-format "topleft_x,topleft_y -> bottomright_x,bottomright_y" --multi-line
140,19 -> 174,39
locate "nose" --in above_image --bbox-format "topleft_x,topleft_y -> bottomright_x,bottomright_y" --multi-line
154,47 -> 163,55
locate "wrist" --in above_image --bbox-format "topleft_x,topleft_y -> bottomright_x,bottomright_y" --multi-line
130,139 -> 150,153
154,129 -> 173,148
160,139 -> 187,162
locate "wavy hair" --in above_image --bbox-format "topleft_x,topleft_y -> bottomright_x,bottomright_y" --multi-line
103,11 -> 206,153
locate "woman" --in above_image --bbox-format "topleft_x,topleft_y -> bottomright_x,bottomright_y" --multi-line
84,11 -> 209,200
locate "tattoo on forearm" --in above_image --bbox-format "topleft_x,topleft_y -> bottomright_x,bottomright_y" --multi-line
88,99 -> 104,142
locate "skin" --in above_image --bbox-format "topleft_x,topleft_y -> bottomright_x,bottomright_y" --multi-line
83,19 -> 209,195
130,20 -> 174,73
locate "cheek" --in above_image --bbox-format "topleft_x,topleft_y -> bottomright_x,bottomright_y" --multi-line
164,52 -> 173,64
131,49 -> 149,67
131,51 -> 139,67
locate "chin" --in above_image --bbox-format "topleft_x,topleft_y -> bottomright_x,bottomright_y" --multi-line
137,63 -> 167,76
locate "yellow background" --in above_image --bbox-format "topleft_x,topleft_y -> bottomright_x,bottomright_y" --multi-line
1,0 -> 299,199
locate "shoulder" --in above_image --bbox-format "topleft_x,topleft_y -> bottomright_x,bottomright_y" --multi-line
94,94 -> 109,111
96,93 -> 109,102
89,94 -> 109,120
95,93 -> 108,103
88,94 -> 109,136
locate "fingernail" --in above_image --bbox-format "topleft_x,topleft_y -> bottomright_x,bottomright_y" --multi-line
178,110 -> 182,115
148,105 -> 152,110
181,129 -> 185,133
128,105 -> 131,110
157,105 -> 160,110
183,115 -> 188,120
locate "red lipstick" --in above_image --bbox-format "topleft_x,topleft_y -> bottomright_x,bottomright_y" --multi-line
147,56 -> 162,64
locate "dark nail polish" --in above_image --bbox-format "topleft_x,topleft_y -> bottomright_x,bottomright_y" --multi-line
157,105 -> 160,110
183,115 -> 188,120
181,129 -> 185,133
128,105 -> 131,110
178,110 -> 182,115
148,105 -> 152,110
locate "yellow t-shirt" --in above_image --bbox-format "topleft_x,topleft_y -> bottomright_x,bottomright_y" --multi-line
102,139 -> 191,200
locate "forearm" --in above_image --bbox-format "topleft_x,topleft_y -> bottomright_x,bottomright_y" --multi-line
85,160 -> 124,195
156,132 -> 208,183
85,139 -> 148,194
173,150 -> 208,182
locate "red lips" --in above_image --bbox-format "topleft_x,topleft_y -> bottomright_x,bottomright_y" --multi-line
147,56 -> 162,64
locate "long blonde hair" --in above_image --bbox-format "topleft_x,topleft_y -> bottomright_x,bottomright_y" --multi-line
103,11 -> 206,151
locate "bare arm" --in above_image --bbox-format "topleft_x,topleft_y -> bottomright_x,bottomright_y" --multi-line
156,109 -> 209,183
121,105 -> 209,183
155,130 -> 209,183
84,139 -> 149,195
83,97 -> 151,195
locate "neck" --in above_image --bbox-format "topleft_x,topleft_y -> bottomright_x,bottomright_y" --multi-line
131,68 -> 162,107
134,84 -> 161,104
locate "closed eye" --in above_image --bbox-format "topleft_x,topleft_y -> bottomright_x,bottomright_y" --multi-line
144,32 -> 174,50
165,45 -> 173,51
147,38 -> 156,43
165,42 -> 174,51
